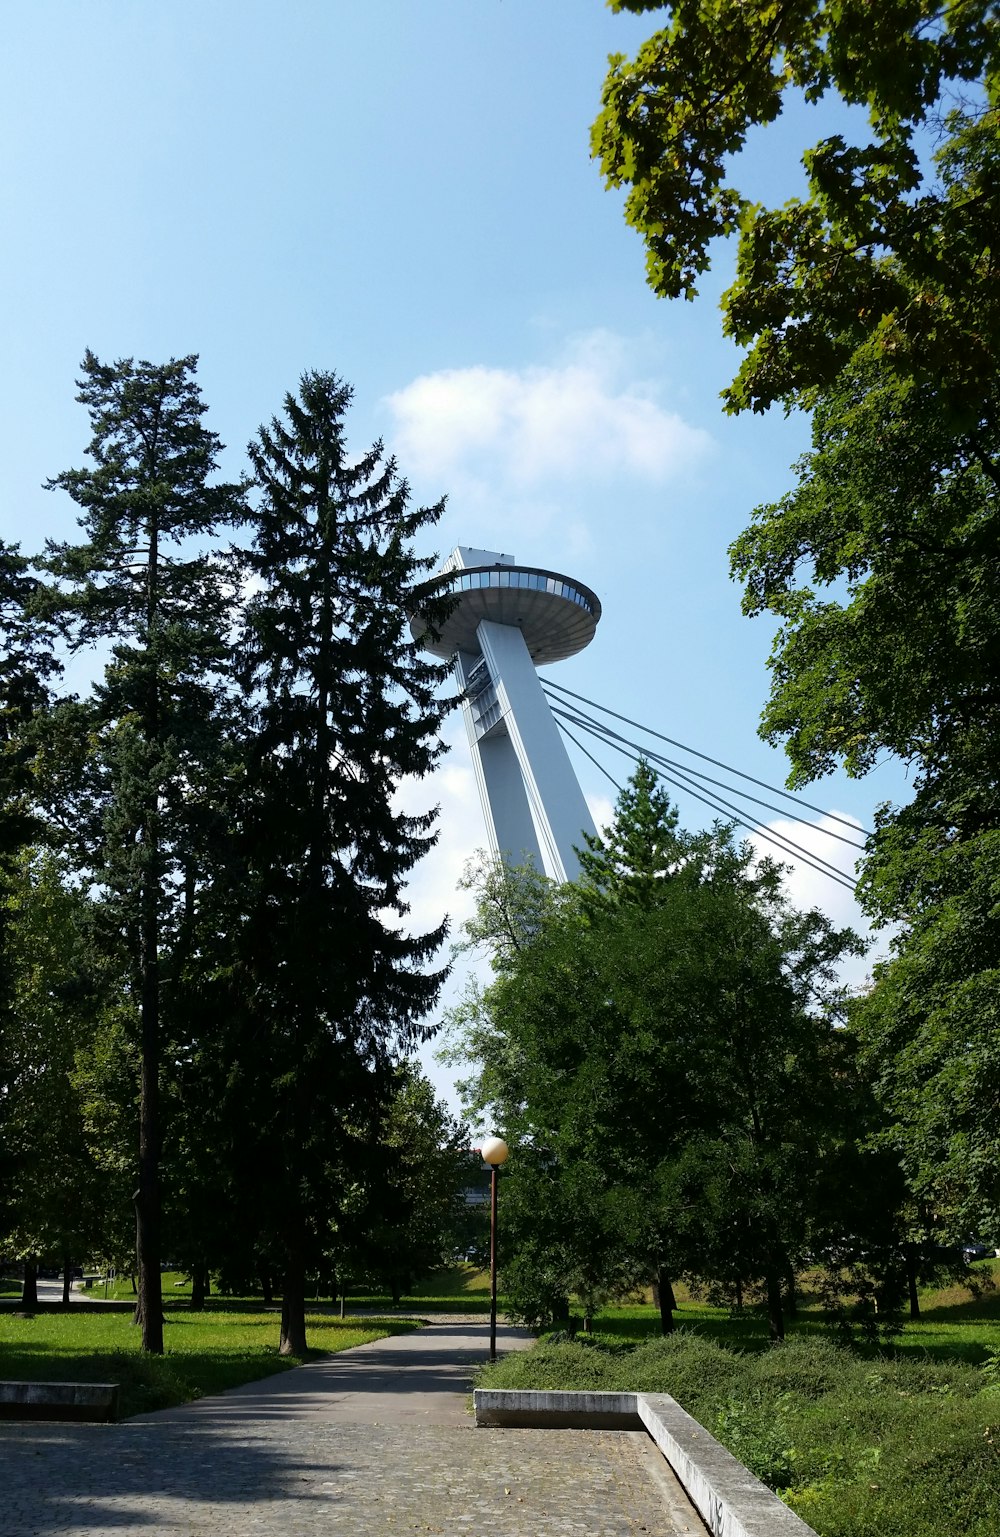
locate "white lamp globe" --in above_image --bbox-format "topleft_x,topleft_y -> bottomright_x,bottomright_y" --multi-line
480,1136 -> 509,1167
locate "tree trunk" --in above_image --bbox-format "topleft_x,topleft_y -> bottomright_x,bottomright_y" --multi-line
765,1267 -> 785,1341
279,1239 -> 308,1356
783,1265 -> 798,1319
735,1277 -> 744,1311
583,1313 -> 593,1334
190,1264 -> 209,1311
906,1246 -> 920,1320
135,852 -> 164,1352
61,1253 -> 72,1307
259,1268 -> 274,1307
391,1275 -> 402,1307
21,1260 -> 38,1307
654,1264 -> 675,1335
134,516 -> 164,1355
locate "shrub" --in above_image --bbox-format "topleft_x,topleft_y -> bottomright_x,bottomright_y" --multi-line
478,1332 -> 1000,1537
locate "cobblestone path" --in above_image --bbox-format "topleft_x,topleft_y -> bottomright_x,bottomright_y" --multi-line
0,1321 -> 704,1536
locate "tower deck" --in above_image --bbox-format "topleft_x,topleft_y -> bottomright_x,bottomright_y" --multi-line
410,564 -> 600,665
410,547 -> 600,882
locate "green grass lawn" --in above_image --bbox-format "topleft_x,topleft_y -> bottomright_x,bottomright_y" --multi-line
563,1259 -> 1000,1362
99,1262 -> 494,1313
0,1306 -> 419,1418
478,1266 -> 1000,1537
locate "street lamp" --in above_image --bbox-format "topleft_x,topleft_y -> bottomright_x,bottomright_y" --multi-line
481,1135 -> 509,1362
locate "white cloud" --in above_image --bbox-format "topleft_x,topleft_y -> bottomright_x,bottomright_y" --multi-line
586,790 -> 617,841
384,332 -> 712,499
392,728 -> 484,947
388,724 -> 488,1116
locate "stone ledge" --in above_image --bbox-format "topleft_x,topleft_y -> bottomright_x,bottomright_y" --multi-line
0,1380 -> 119,1422
474,1388 -> 642,1429
637,1393 -> 815,1537
474,1388 -> 817,1537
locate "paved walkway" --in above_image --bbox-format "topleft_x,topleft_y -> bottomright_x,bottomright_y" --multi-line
0,1319 -> 704,1536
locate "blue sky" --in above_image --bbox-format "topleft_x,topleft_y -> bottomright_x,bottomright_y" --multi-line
2,3 -> 906,1110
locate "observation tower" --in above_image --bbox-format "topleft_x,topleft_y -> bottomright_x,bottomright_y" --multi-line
410,546 -> 601,882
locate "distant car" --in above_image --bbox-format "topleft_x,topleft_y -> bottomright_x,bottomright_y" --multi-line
962,1243 -> 989,1263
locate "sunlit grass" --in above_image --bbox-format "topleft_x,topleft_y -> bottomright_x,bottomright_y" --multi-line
479,1331 -> 1000,1537
98,1262 -> 494,1312
578,1259 -> 1000,1363
353,1262 -> 492,1312
0,1305 -> 419,1417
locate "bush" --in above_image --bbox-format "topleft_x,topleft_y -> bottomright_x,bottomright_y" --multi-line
479,1332 -> 1000,1537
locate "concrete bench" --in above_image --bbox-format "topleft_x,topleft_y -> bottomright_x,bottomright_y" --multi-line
0,1380 -> 119,1422
475,1389 -> 818,1537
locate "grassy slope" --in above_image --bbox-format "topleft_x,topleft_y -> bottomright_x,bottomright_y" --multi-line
353,1263 -> 492,1312
0,1307 -> 419,1417
478,1265 -> 1000,1537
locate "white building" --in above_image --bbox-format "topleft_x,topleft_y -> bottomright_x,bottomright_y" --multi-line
410,546 -> 601,882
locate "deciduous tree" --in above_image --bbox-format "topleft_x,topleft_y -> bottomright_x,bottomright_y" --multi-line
447,766 -> 859,1337
730,347 -> 1000,1233
592,1 -> 999,413
594,4 -> 1000,1242
1,854 -> 113,1292
0,542 -> 61,1294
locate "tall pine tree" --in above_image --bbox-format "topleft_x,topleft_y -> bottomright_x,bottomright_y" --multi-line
224,370 -> 453,1354
45,352 -> 247,1351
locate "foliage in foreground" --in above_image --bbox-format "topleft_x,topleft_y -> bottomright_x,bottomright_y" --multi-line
0,1307 -> 417,1418
446,764 -> 872,1340
593,1 -> 999,416
480,1332 -> 1000,1537
595,3 -> 1000,1254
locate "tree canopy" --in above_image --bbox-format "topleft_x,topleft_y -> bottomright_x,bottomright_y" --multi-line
199,370 -> 454,1354
446,764 -> 863,1337
592,1 -> 999,413
0,356 -> 461,1353
594,6 -> 1000,1241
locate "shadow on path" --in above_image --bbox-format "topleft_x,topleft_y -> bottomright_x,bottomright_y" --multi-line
0,1321 -> 535,1536
139,1319 -> 534,1426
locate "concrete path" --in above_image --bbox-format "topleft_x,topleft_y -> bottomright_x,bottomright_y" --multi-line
0,1318 -> 705,1537
139,1317 -> 534,1428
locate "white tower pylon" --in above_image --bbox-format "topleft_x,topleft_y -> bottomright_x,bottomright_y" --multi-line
411,546 -> 601,882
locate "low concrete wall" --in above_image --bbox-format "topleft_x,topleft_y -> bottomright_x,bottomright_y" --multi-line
0,1380 -> 119,1422
474,1389 -> 641,1430
474,1388 -> 818,1537
637,1394 -> 815,1537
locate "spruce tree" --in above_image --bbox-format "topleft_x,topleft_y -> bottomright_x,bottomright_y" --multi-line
228,370 -> 453,1354
45,353 -> 247,1351
576,757 -> 683,909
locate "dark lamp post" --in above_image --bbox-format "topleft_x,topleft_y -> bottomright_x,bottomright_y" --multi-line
481,1136 -> 509,1361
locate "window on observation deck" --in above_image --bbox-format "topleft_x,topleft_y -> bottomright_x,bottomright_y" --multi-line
448,567 -> 595,618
